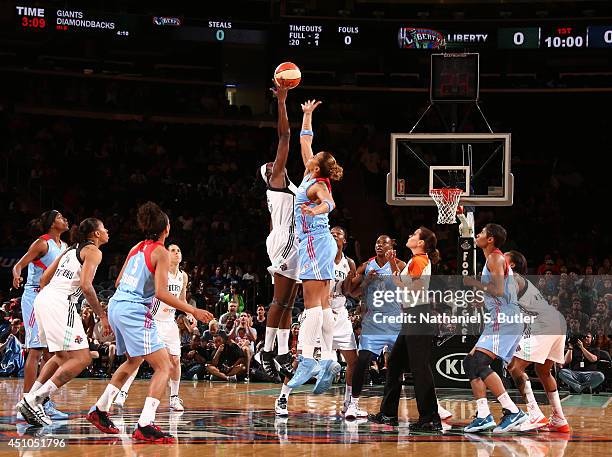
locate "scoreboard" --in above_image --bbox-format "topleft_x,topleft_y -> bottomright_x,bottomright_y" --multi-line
14,5 -> 612,50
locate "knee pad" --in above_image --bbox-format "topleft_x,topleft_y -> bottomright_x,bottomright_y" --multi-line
463,353 -> 478,381
271,298 -> 292,310
472,351 -> 495,381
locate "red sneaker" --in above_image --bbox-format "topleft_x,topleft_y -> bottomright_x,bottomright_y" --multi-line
132,424 -> 175,444
86,406 -> 119,434
546,415 -> 571,433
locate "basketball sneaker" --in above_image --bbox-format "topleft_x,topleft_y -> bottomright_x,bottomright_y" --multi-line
409,416 -> 443,432
261,350 -> 281,382
275,395 -> 289,417
367,412 -> 399,426
275,353 -> 294,379
438,403 -> 453,420
518,411 -> 549,431
86,406 -> 119,434
493,409 -> 527,434
545,414 -> 570,433
464,414 -> 496,433
113,391 -> 128,408
169,395 -> 184,411
345,401 -> 368,420
286,356 -> 320,389
312,359 -> 341,394
43,399 -> 68,420
16,398 -> 52,427
132,423 -> 175,444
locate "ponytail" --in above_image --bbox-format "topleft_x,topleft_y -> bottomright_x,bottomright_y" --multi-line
418,226 -> 440,265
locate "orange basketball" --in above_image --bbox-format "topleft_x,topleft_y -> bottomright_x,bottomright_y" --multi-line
274,62 -> 301,89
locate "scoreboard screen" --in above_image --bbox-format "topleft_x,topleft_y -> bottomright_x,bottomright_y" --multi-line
14,6 -> 612,51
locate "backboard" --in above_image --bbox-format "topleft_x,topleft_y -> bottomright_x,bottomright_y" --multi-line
386,133 -> 513,206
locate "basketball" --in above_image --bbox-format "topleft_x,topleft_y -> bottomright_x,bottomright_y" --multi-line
274,62 -> 301,89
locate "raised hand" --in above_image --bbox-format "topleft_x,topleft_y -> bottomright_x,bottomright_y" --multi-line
301,99 -> 322,114
271,78 -> 288,102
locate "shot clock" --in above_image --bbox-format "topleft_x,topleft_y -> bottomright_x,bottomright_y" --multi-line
542,25 -> 587,48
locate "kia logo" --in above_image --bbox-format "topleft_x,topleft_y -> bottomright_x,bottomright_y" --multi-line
436,352 -> 469,382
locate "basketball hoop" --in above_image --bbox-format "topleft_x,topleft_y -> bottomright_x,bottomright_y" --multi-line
430,188 -> 463,224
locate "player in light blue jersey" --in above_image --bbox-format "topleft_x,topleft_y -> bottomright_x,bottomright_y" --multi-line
12,210 -> 69,419
463,223 -> 527,434
86,202 -> 213,444
286,98 -> 345,395
346,235 -> 406,420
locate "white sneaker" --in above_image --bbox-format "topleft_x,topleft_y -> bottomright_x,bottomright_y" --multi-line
437,403 -> 453,420
170,395 -> 184,411
275,395 -> 289,417
16,398 -> 52,427
519,411 -> 549,432
113,390 -> 128,408
342,399 -> 351,414
345,401 -> 368,420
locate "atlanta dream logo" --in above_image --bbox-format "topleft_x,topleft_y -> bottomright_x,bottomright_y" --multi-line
435,352 -> 469,382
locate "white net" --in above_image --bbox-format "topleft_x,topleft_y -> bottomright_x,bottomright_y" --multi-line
430,188 -> 462,224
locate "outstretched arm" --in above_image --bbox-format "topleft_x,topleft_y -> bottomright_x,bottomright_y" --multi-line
270,84 -> 290,187
300,99 -> 322,168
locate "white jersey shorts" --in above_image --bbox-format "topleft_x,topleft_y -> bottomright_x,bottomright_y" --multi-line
297,307 -> 357,352
33,289 -> 89,353
155,318 -> 181,356
514,334 -> 566,365
266,228 -> 300,281
332,306 -> 357,351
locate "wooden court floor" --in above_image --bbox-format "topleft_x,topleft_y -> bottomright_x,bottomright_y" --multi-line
1,378 -> 611,456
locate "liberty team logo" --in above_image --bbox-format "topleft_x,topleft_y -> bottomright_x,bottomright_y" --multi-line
398,28 -> 446,49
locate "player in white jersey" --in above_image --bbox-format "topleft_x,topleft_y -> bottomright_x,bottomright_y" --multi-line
114,244 -> 188,411
17,218 -> 110,426
259,81 -> 300,383
505,250 -> 570,433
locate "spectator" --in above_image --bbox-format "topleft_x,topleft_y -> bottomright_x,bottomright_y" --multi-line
81,305 -> 96,340
183,335 -> 211,380
202,319 -> 223,342
559,333 -> 607,394
206,333 -> 246,382
567,298 -> 589,330
289,322 -> 300,356
93,310 -> 116,376
178,316 -> 194,346
222,284 -> 245,313
253,305 -> 266,345
210,266 -> 227,289
219,301 -> 239,329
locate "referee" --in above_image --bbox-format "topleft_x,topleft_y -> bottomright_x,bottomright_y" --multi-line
368,227 -> 444,431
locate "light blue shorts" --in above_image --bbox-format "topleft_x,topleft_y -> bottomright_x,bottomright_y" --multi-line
21,288 -> 45,349
298,232 -> 337,281
108,297 -> 165,357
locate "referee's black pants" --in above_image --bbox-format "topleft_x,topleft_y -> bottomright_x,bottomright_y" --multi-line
380,312 -> 437,420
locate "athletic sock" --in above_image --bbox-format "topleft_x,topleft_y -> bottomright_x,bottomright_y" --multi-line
320,308 -> 335,360
277,329 -> 290,355
264,327 -> 278,352
95,384 -> 120,412
28,380 -> 58,405
28,381 -> 43,394
523,380 -> 543,416
344,385 -> 352,403
280,384 -> 292,397
476,397 -> 491,418
169,379 -> 180,397
546,390 -> 565,419
350,396 -> 360,407
298,307 -> 323,359
497,392 -> 519,414
121,374 -> 136,394
138,397 -> 160,427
